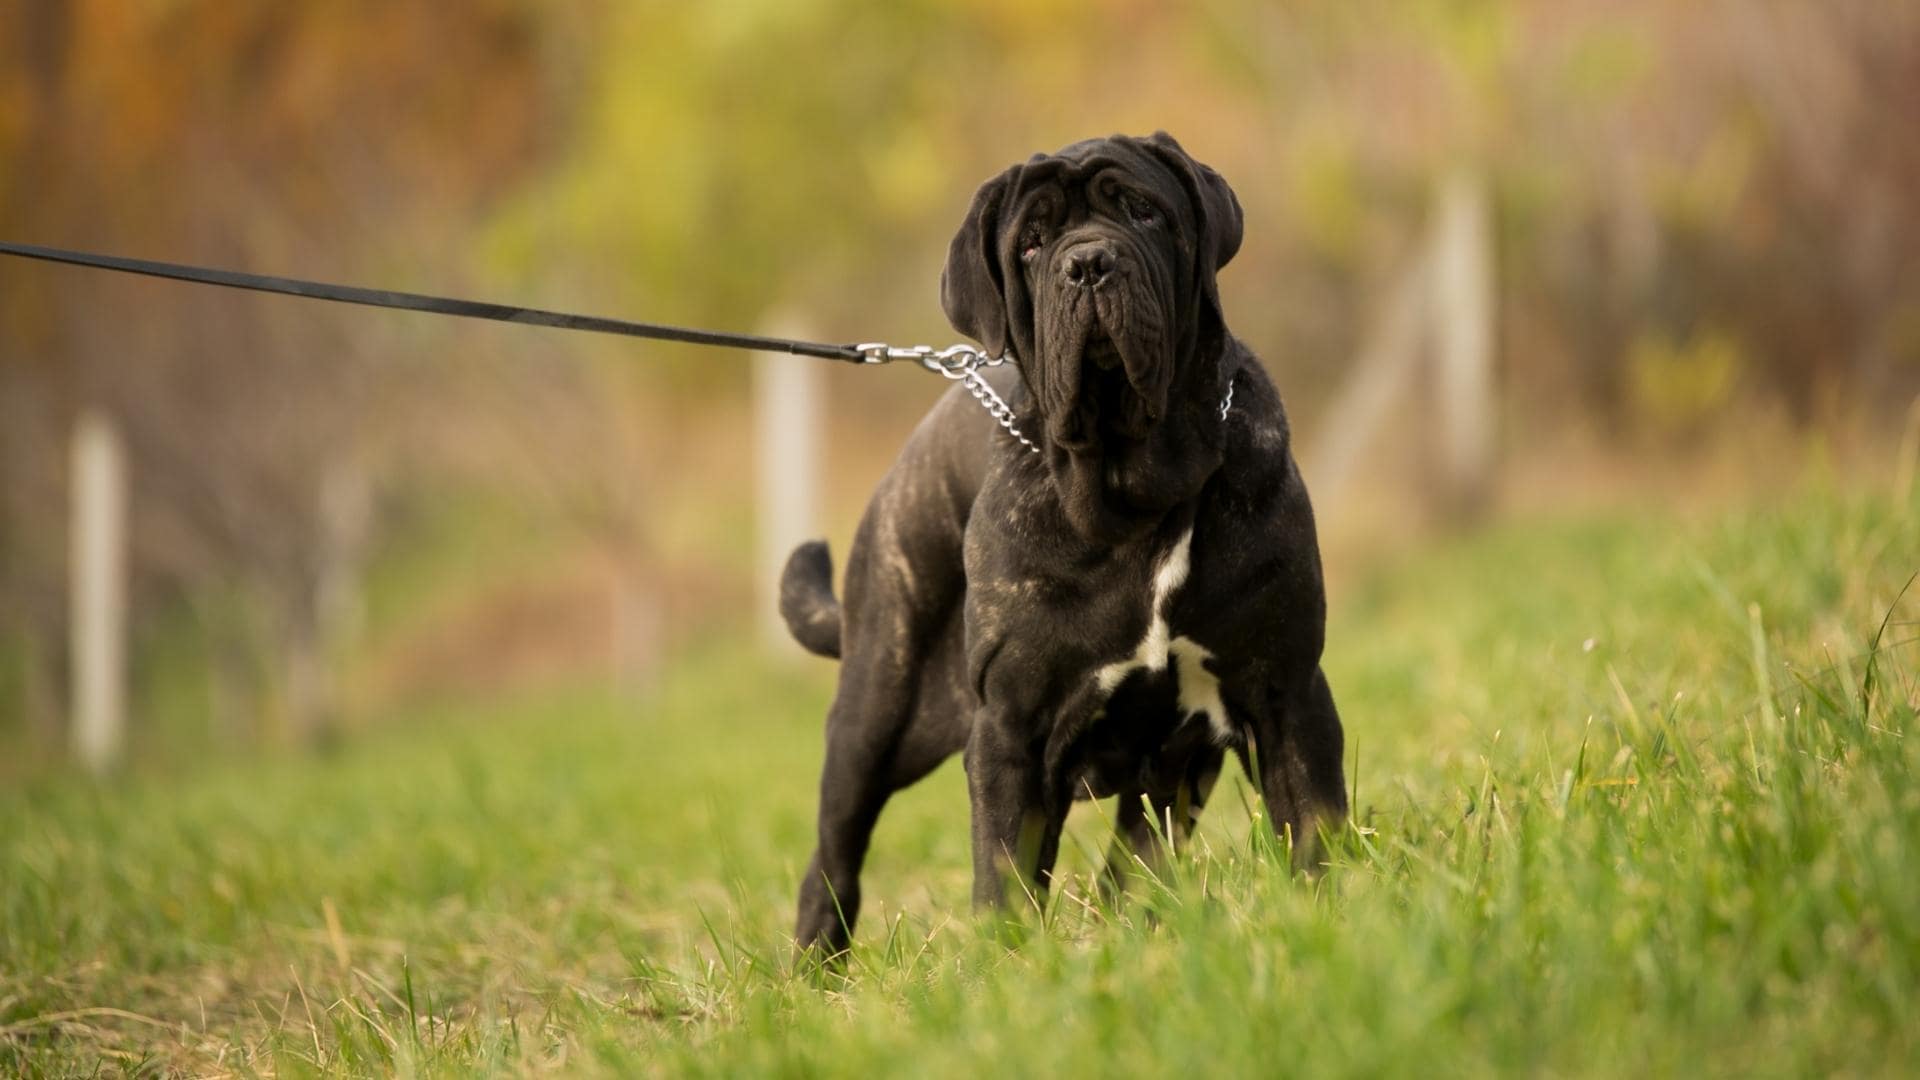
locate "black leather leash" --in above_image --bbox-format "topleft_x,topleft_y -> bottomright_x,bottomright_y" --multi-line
0,239 -> 869,362
0,238 -> 1052,448
0,240 -> 1246,458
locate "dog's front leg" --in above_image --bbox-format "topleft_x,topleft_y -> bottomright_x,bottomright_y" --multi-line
964,708 -> 1064,914
1239,664 -> 1349,871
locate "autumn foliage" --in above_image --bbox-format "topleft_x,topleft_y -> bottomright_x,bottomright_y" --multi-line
2,2 -> 1917,748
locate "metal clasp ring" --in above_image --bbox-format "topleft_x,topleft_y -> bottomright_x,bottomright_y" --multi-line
853,342 -> 901,365
924,344 -> 984,380
853,341 -> 1009,379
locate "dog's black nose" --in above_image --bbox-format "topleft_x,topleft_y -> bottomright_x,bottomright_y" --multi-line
1063,244 -> 1115,289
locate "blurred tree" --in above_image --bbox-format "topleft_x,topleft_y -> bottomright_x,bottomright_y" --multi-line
3,0 -> 1919,764
0,0 -> 562,746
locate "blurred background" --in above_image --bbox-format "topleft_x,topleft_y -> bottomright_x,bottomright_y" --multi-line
3,0 -> 1918,775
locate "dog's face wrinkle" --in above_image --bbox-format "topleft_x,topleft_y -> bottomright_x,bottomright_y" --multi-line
955,136 -> 1234,544
1006,172 -> 1185,450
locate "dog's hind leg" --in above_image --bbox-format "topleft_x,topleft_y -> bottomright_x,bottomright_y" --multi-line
1098,747 -> 1224,901
793,670 -> 910,960
794,607 -> 971,962
794,614 -> 970,961
789,422 -> 982,960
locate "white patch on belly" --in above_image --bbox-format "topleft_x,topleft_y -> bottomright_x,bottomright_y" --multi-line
1089,529 -> 1238,744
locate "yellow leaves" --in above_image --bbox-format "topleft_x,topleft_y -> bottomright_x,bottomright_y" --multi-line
1662,119 -> 1761,233
1554,24 -> 1654,105
1627,327 -> 1743,435
1286,126 -> 1366,263
969,0 -> 1123,40
868,127 -> 944,224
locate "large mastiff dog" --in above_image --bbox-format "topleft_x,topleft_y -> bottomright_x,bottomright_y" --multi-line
781,132 -> 1346,957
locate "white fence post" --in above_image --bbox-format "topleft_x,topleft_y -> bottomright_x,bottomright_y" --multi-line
754,320 -> 823,654
1431,168 -> 1496,515
1307,251 -> 1431,512
1307,170 -> 1497,523
70,408 -> 127,773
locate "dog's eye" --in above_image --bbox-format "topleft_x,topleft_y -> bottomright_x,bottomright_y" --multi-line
1019,226 -> 1047,260
1122,194 -> 1159,226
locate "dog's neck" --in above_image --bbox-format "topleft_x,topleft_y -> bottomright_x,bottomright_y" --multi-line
1035,336 -> 1241,545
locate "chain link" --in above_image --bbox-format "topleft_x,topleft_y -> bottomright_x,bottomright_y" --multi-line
855,342 -> 1040,454
958,364 -> 1041,455
853,341 -> 1235,456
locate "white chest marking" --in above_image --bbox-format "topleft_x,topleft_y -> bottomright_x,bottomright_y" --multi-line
1091,529 -> 1235,743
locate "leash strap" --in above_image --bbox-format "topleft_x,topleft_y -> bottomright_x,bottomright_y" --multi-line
0,239 -> 869,362
4,239 -> 1239,455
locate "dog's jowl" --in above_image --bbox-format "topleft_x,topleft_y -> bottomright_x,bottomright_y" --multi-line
780,132 -> 1346,957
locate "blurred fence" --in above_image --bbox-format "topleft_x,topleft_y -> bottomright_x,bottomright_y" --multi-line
1312,169 -> 1495,521
69,410 -> 126,773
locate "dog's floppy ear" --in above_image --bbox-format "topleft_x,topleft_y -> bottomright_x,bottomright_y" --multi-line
941,163 -> 1024,358
1144,132 -> 1243,302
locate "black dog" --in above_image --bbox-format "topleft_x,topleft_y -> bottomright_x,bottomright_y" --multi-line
780,132 -> 1346,957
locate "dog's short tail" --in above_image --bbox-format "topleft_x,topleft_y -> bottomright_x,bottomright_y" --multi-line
779,540 -> 842,659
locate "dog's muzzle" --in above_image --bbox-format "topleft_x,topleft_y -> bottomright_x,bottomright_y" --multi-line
1062,240 -> 1117,291
1035,236 -> 1170,447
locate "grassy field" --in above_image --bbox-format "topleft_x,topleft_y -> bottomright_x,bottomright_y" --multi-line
3,483 -> 1918,1076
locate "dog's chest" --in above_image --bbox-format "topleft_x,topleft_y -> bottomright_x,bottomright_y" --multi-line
1089,527 -> 1232,743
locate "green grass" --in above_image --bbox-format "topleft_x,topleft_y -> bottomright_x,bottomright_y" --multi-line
4,486 -> 1918,1075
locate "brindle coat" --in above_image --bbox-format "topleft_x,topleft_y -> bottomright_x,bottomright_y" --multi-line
781,133 -> 1347,957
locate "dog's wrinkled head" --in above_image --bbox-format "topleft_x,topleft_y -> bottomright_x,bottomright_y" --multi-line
942,132 -> 1242,454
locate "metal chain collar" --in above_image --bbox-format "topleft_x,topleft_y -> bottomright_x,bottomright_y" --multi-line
855,342 -> 1235,456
